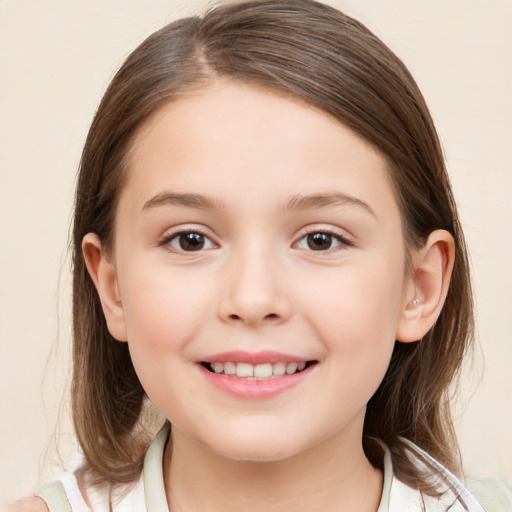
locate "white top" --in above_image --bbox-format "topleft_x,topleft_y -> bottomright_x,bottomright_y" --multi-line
36,426 -> 484,512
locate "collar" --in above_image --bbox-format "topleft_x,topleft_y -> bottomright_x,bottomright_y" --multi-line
142,424 -> 483,512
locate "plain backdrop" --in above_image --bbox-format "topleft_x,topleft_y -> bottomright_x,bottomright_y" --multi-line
1,0 -> 511,504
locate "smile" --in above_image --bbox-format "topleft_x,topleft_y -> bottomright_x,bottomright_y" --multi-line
202,361 -> 314,379
198,352 -> 318,399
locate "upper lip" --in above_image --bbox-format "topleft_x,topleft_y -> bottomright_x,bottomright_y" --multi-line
199,350 -> 313,365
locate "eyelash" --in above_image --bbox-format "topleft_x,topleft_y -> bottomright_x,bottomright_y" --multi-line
294,229 -> 353,253
159,228 -> 217,253
159,227 -> 352,255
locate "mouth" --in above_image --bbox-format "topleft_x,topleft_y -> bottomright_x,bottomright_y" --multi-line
200,360 -> 317,379
198,352 -> 318,398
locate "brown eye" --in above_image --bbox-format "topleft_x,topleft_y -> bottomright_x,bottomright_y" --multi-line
168,232 -> 215,252
307,233 -> 333,250
296,231 -> 346,252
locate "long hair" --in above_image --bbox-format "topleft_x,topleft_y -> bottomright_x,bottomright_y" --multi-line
72,0 -> 473,491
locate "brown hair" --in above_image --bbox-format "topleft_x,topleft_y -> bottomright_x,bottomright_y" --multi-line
72,0 -> 473,492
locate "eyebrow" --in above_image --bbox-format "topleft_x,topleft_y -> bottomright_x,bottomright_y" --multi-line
141,190 -> 375,217
142,192 -> 225,212
285,192 -> 376,217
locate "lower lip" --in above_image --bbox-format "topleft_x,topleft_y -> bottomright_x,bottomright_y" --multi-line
198,364 -> 314,399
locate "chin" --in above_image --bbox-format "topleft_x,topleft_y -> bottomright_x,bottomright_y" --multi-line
204,431 -> 304,463
219,445 -> 298,463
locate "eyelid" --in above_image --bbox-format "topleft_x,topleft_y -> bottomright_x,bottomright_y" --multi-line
293,225 -> 354,252
158,225 -> 219,253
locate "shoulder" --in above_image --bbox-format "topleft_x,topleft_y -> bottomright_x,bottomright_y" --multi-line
466,477 -> 512,512
5,496 -> 48,512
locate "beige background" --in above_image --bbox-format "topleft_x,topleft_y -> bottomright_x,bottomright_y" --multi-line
1,0 -> 511,504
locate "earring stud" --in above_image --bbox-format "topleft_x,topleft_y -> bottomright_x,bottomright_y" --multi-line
410,298 -> 420,307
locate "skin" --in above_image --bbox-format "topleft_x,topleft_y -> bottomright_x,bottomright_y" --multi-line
33,81 -> 453,512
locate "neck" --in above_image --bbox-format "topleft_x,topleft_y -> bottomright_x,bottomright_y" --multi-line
163,422 -> 383,512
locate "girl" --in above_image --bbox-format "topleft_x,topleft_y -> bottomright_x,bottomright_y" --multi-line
16,0 -> 486,510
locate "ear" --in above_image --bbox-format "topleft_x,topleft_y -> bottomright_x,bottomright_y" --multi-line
82,233 -> 128,342
396,230 -> 455,343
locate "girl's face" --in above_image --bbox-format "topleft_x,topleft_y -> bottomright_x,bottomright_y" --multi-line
101,82 -> 414,461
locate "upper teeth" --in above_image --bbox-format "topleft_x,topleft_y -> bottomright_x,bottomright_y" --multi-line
210,361 -> 307,378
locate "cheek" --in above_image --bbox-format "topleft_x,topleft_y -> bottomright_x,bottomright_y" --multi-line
118,269 -> 215,389
298,261 -> 405,392
301,260 -> 405,338
121,267 -> 212,339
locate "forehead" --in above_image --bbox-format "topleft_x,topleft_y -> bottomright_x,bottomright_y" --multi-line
121,81 -> 399,221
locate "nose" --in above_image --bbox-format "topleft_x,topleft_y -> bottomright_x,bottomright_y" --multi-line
218,246 -> 291,327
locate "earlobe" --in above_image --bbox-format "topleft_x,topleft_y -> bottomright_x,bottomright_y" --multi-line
396,230 -> 455,343
82,233 -> 128,342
